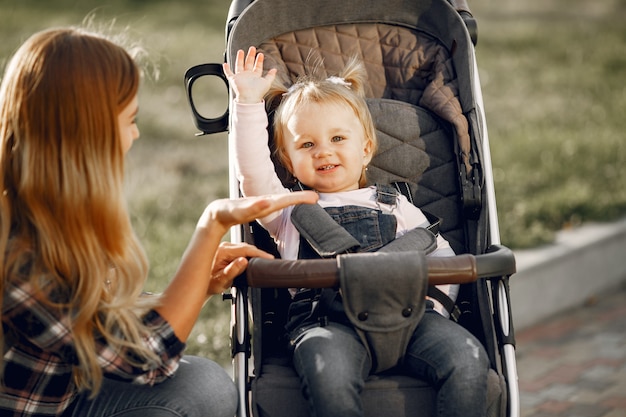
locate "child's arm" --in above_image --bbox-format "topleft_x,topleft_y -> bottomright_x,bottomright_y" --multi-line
224,47 -> 289,227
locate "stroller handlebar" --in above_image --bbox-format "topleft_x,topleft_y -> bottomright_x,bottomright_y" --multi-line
245,244 -> 516,288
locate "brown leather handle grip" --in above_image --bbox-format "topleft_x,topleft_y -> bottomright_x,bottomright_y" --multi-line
246,258 -> 339,288
426,254 -> 477,285
247,254 -> 477,288
245,245 -> 515,288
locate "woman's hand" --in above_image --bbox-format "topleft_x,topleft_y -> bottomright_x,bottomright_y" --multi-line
207,242 -> 274,295
202,191 -> 317,294
158,191 -> 317,341
222,46 -> 277,104
198,190 -> 318,235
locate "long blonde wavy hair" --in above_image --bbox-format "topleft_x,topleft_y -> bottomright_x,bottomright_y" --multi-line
267,57 -> 378,188
0,27 -> 159,394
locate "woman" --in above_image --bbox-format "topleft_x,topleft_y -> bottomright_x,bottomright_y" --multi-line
0,27 -> 317,417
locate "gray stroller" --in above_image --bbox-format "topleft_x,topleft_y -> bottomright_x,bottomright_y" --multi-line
184,0 -> 520,416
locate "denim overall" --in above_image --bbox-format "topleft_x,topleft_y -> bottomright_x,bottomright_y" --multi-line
285,185 -> 399,336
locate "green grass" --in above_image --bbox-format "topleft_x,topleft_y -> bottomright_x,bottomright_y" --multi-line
474,0 -> 626,247
1,0 -> 625,366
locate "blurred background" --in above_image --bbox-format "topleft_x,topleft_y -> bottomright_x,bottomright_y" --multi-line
1,0 -> 624,367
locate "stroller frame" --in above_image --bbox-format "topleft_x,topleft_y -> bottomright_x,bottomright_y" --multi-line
184,0 -> 520,416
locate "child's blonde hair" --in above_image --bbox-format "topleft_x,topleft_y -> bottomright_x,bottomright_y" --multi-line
267,57 -> 377,188
0,27 -> 159,395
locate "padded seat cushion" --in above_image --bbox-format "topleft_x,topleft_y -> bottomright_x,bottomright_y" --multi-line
253,360 -> 434,417
252,361 -> 505,417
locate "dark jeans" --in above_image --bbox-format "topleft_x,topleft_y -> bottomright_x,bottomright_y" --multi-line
291,307 -> 489,417
67,356 -> 237,417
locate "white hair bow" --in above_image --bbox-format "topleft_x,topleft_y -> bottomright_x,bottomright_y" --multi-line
326,76 -> 351,88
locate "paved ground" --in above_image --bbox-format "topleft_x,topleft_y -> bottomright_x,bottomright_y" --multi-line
515,281 -> 626,417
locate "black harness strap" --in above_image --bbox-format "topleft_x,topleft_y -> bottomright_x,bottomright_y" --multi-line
391,181 -> 461,322
291,204 -> 360,257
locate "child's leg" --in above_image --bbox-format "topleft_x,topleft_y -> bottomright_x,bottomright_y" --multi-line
67,355 -> 237,417
403,305 -> 490,417
291,322 -> 371,417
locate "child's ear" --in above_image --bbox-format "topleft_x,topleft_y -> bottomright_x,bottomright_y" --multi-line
363,139 -> 374,165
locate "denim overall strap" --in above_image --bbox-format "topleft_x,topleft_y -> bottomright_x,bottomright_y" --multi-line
374,183 -> 398,206
286,187 -> 399,333
291,204 -> 360,258
291,185 -> 400,259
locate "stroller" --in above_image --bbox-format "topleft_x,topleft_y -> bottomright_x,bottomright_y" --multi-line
184,0 -> 519,416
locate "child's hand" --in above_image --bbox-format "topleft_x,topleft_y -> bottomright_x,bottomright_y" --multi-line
223,46 -> 277,104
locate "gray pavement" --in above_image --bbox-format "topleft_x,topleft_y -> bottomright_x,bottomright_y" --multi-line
509,217 -> 626,416
511,217 -> 626,330
515,281 -> 626,417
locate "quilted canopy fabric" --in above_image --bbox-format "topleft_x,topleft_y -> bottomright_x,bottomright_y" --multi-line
258,23 -> 469,253
259,23 -> 471,169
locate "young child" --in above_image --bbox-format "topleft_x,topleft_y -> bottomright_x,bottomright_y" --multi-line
224,46 -> 490,417
0,28 -> 317,417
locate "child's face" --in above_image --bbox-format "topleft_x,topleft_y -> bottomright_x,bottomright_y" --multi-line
118,95 -> 140,154
282,101 -> 373,193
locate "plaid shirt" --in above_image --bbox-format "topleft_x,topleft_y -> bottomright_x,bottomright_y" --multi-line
1,279 -> 185,417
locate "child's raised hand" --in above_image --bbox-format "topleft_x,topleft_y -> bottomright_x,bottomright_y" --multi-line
223,46 -> 277,104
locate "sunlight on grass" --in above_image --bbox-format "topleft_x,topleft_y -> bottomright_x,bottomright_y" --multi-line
473,0 -> 626,248
2,0 -> 624,365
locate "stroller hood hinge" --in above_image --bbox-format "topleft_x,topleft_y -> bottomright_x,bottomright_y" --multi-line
460,163 -> 482,220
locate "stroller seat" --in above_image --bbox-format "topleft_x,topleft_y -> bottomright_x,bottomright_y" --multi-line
255,360 -> 505,416
250,281 -> 507,417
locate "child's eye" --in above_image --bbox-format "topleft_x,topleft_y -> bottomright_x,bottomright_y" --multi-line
331,136 -> 344,142
301,142 -> 313,149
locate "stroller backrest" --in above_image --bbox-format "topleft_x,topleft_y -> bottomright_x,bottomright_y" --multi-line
229,0 -> 482,254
